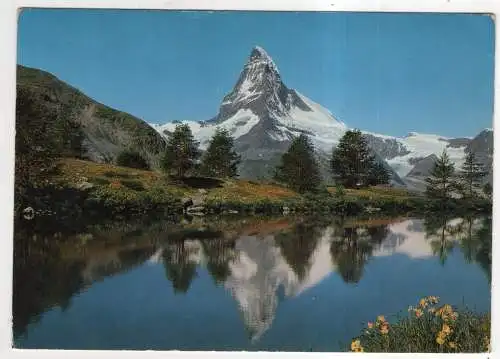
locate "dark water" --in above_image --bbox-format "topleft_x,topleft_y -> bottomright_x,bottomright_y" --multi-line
13,214 -> 491,351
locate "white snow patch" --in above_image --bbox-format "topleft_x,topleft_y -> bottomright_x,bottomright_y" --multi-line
150,109 -> 260,150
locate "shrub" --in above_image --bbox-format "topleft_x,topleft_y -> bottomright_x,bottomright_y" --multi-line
350,296 -> 490,353
120,179 -> 145,191
92,177 -> 111,185
335,183 -> 346,198
116,150 -> 150,170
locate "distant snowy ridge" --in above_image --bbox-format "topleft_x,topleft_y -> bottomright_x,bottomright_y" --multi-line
150,46 -> 492,185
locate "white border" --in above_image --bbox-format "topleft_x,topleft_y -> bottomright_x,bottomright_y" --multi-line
0,1 -> 498,359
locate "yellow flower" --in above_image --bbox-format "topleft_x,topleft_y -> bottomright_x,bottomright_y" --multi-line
380,324 -> 389,335
377,315 -> 385,323
351,339 -> 364,352
484,337 -> 490,352
442,323 -> 452,335
448,341 -> 457,349
436,332 -> 446,345
428,296 -> 439,304
419,298 -> 428,308
437,304 -> 454,320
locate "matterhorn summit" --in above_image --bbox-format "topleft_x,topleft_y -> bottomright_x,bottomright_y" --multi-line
150,46 -> 492,188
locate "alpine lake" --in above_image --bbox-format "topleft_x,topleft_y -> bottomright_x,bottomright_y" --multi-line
13,213 -> 491,351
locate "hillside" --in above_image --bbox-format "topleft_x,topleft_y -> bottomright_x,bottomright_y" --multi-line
17,65 -> 166,168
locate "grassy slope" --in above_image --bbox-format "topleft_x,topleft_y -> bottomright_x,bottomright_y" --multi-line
56,158 -> 300,203
56,158 -> 420,205
17,65 -> 166,167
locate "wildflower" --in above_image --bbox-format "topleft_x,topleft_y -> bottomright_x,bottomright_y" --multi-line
351,339 -> 364,352
484,336 -> 490,352
380,323 -> 389,335
436,332 -> 446,345
441,323 -> 452,335
428,296 -> 440,304
376,315 -> 385,323
367,322 -> 374,329
419,298 -> 428,308
415,308 -> 423,318
428,307 -> 436,314
448,341 -> 457,350
408,306 -> 414,312
437,304 -> 454,321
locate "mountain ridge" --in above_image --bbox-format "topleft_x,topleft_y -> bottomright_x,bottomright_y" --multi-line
151,46 -> 492,187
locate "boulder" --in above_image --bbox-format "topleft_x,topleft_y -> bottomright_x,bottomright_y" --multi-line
77,181 -> 94,190
186,206 -> 206,216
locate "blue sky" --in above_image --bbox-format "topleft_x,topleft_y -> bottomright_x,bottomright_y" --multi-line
17,9 -> 494,138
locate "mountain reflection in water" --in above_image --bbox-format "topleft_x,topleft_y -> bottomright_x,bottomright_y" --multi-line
13,214 -> 492,350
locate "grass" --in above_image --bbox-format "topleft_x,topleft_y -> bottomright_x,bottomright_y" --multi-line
329,185 -> 419,201
55,158 -> 299,204
32,158 -> 489,220
350,296 -> 490,353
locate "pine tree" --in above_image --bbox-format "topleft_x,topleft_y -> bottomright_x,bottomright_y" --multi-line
274,134 -> 322,193
425,150 -> 456,199
161,124 -> 201,178
483,182 -> 492,199
458,151 -> 487,199
200,128 -> 241,178
331,129 -> 378,188
367,161 -> 390,186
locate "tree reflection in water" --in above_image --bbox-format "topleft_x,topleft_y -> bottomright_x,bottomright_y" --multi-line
422,214 -> 492,281
329,219 -> 389,284
12,213 -> 492,345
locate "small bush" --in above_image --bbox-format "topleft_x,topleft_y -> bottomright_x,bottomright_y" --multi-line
102,170 -> 130,179
120,179 -> 145,191
116,150 -> 150,170
350,296 -> 490,353
92,177 -> 111,185
335,183 -> 346,198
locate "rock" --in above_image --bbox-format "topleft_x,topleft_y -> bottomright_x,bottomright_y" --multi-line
22,207 -> 35,220
186,206 -> 206,215
182,198 -> 194,211
77,181 -> 94,190
365,206 -> 381,213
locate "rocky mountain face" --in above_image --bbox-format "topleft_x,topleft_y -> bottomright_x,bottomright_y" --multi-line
17,65 -> 166,168
401,129 -> 493,191
152,47 -> 493,188
153,47 -> 406,185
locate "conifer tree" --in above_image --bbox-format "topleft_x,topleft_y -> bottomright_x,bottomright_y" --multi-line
483,182 -> 492,199
161,124 -> 201,178
274,134 -> 322,193
425,149 -> 456,199
331,129 -> 381,188
458,151 -> 487,199
367,161 -> 391,186
200,128 -> 241,178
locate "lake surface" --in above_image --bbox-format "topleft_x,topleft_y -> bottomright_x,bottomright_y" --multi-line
13,214 -> 491,351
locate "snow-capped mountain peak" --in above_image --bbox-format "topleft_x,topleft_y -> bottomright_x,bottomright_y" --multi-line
149,46 -> 492,188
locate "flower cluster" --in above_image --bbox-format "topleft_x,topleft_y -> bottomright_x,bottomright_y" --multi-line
410,297 -> 460,349
350,295 -> 490,353
435,304 -> 458,322
436,323 -> 453,345
351,339 -> 364,352
109,180 -> 122,189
